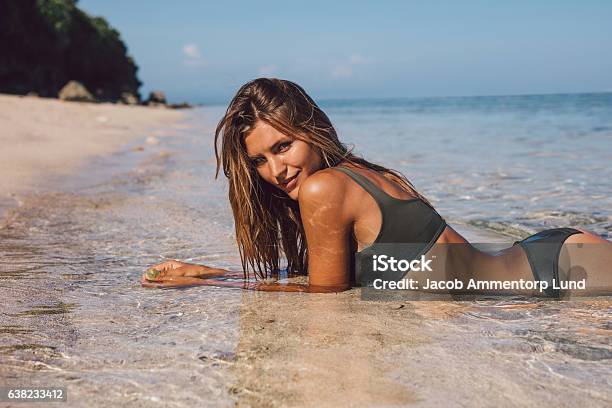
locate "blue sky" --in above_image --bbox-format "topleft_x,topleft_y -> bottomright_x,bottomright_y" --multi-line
79,0 -> 612,104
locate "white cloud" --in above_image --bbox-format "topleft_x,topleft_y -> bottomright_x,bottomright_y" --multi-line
182,43 -> 205,67
330,53 -> 368,78
331,65 -> 353,78
349,53 -> 367,65
258,64 -> 278,76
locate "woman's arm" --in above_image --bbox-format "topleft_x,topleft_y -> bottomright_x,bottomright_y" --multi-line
141,170 -> 353,293
140,271 -> 349,293
296,169 -> 354,289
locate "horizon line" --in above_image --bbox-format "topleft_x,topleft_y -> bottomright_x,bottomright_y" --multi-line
197,89 -> 612,106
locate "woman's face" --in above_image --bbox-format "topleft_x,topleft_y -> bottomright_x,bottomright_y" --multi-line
244,120 -> 323,201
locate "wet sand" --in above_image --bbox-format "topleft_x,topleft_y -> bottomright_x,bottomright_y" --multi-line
227,223 -> 611,407
230,285 -> 611,407
0,103 -> 610,407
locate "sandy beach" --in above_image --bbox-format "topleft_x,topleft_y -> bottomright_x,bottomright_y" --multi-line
0,94 -> 184,218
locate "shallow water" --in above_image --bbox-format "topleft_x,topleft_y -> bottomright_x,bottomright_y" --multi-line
1,94 -> 611,407
0,116 -> 243,406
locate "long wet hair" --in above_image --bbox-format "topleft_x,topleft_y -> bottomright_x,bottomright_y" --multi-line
214,78 -> 432,280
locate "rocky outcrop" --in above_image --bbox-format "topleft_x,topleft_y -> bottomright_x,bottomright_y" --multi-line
120,92 -> 139,105
58,81 -> 95,102
145,90 -> 167,106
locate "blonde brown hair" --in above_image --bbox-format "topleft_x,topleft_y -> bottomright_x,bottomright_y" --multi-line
214,78 -> 431,280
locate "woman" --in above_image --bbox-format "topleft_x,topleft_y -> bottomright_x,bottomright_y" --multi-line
141,78 -> 611,297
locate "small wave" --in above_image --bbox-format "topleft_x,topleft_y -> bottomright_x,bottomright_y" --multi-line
519,210 -> 612,226
466,219 -> 533,239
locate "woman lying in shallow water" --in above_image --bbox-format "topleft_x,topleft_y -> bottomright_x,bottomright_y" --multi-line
141,78 -> 612,297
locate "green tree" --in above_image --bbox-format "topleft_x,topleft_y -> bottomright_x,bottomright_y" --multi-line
0,0 -> 141,101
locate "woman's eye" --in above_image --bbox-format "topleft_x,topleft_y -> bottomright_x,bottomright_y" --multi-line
252,157 -> 266,167
278,141 -> 292,152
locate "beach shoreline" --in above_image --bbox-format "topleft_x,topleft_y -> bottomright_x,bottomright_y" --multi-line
0,93 -> 185,221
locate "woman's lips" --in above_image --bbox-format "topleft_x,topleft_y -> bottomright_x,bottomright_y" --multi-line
282,172 -> 300,191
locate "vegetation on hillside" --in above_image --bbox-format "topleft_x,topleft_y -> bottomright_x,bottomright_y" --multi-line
0,0 -> 142,101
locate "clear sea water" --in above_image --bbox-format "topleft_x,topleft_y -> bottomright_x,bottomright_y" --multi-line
1,92 -> 610,406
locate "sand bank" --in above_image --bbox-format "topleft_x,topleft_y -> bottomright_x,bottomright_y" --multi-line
0,94 -> 184,215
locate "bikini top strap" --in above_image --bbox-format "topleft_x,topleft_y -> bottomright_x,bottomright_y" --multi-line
333,166 -> 390,206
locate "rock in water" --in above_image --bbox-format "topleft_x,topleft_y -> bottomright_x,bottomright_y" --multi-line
145,90 -> 167,106
58,81 -> 95,102
169,102 -> 193,109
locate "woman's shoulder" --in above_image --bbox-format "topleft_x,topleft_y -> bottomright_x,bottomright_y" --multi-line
298,166 -> 351,205
298,167 -> 355,225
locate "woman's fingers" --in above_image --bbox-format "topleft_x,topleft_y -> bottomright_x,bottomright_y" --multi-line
145,264 -> 201,281
142,265 -> 207,286
150,260 -> 185,272
147,264 -> 223,280
140,272 -> 194,288
142,261 -> 239,290
140,270 -> 248,290
140,273 -> 217,288
140,273 -> 166,288
145,261 -> 189,280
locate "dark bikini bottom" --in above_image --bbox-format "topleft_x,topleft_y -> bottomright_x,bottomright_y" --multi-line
513,227 -> 583,297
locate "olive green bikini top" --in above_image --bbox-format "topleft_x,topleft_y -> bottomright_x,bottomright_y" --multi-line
334,165 -> 447,284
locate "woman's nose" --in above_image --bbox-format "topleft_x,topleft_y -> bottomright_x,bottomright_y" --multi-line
268,157 -> 286,180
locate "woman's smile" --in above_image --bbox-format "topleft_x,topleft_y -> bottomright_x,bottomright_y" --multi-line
281,171 -> 300,191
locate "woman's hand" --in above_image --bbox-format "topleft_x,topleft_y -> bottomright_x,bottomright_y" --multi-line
146,260 -> 208,278
140,260 -> 227,288
140,261 -> 349,292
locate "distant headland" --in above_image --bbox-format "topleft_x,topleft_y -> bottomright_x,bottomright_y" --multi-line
0,0 -> 191,108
